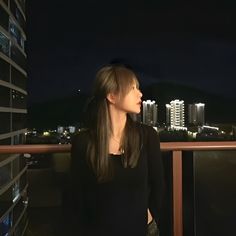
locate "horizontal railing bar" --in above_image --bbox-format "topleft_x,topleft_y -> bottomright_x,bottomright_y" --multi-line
0,141 -> 236,154
0,144 -> 71,154
161,141 -> 236,151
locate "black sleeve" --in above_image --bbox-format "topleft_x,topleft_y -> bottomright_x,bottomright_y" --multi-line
146,126 -> 164,223
69,132 -> 89,234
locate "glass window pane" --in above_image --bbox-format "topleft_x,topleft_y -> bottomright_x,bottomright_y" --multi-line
11,43 -> 26,71
0,85 -> 10,107
11,66 -> 26,90
0,112 -> 10,134
0,32 -> 10,56
0,57 -> 10,82
12,89 -> 27,109
10,20 -> 24,49
10,0 -> 26,31
0,163 -> 12,187
194,151 -> 236,235
0,5 -> 9,31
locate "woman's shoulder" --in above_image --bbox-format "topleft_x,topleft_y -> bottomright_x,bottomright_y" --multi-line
138,123 -> 158,136
136,123 -> 160,146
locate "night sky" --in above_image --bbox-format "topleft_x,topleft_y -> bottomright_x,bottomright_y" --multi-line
26,1 -> 236,104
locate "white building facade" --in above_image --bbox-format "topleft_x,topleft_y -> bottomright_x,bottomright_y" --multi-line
166,99 -> 185,128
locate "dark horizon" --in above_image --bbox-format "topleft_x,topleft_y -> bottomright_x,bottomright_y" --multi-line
27,81 -> 236,130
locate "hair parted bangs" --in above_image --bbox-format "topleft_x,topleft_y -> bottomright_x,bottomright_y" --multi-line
93,65 -> 139,100
112,66 -> 139,98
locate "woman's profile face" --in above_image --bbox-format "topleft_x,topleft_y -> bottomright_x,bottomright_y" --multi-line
114,79 -> 143,114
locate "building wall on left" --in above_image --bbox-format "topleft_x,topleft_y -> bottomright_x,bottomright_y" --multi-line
0,0 -> 28,235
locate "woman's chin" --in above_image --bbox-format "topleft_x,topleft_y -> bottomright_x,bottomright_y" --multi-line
133,109 -> 141,114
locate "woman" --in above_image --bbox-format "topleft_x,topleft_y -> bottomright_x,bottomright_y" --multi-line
70,64 -> 164,236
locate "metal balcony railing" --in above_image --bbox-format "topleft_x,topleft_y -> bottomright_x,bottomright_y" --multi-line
1,141 -> 236,236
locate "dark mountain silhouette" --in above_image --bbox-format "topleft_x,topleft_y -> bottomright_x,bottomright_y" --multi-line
27,82 -> 236,129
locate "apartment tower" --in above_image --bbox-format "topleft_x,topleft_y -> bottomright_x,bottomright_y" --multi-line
166,99 -> 185,128
188,103 -> 205,126
0,0 -> 28,235
142,100 -> 158,127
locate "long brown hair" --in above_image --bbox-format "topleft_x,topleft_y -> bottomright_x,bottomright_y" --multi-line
85,64 -> 141,183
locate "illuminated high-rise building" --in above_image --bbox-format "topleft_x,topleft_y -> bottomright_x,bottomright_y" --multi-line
165,104 -> 171,126
188,103 -> 205,126
0,0 -> 28,234
166,99 -> 185,128
142,100 -> 158,126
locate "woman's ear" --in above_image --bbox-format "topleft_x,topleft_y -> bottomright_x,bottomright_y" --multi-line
106,93 -> 116,104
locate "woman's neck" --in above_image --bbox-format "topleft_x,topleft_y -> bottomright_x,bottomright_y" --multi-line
109,107 -> 127,139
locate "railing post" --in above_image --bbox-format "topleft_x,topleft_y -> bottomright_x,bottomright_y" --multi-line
173,150 -> 183,236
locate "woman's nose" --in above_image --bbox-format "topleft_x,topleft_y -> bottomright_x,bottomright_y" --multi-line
139,90 -> 143,98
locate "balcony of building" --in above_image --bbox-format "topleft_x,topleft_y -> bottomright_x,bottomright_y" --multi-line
1,141 -> 236,236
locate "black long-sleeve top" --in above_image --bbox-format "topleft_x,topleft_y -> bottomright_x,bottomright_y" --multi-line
70,124 -> 164,236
